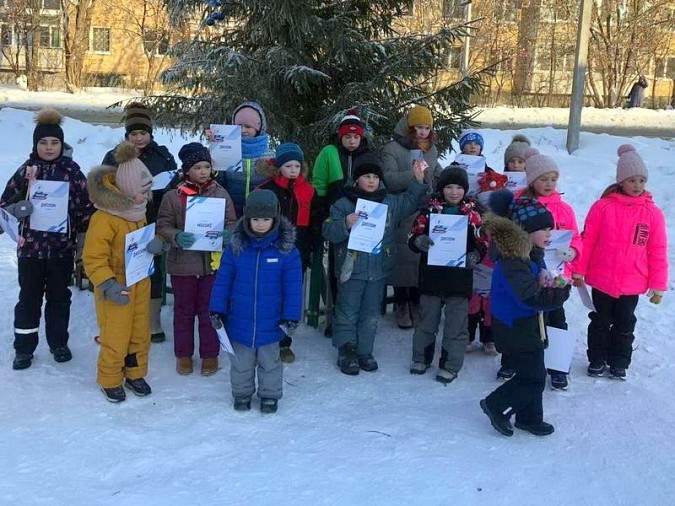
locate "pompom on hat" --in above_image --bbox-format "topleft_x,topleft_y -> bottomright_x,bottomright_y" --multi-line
33,108 -> 64,154
489,189 -> 554,234
503,134 -> 531,166
524,147 -> 559,185
114,142 -> 153,199
616,144 -> 648,183
407,105 -> 433,128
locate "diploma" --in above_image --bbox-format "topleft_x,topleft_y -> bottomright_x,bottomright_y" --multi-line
544,326 -> 578,373
125,224 -> 155,287
505,172 -> 527,192
184,196 -> 227,252
28,180 -> 69,233
151,170 -> 178,191
216,326 -> 236,356
454,154 -> 486,195
347,199 -> 388,254
427,214 -> 468,267
0,207 -> 20,243
209,124 -> 242,172
544,230 -> 573,275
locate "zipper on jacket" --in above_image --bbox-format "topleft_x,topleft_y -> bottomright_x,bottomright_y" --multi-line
252,248 -> 261,347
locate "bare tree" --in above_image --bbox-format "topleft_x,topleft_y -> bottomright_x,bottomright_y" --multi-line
61,0 -> 96,93
0,0 -> 43,90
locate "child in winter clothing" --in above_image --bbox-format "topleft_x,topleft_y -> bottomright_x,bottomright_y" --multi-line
503,135 -> 531,172
0,109 -> 93,370
479,190 -> 571,437
457,130 -> 496,173
408,166 -> 485,383
102,102 -> 178,343
520,148 -> 582,390
572,145 -> 668,380
209,190 -> 303,413
257,142 -> 321,363
83,142 -> 156,403
156,142 -> 237,376
381,105 -> 443,329
323,152 -> 428,375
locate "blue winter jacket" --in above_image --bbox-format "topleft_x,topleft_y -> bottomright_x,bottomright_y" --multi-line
209,216 -> 303,347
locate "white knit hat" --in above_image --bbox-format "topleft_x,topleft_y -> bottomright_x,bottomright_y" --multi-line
616,144 -> 648,183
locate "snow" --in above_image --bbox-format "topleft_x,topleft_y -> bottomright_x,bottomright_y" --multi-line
0,86 -> 139,112
0,106 -> 674,505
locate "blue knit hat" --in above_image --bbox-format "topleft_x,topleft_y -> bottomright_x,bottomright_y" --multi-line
459,130 -> 484,153
274,142 -> 304,167
178,142 -> 211,172
489,190 -> 554,234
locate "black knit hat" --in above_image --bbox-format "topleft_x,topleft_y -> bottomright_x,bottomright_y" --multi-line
124,102 -> 153,135
178,142 -> 211,172
489,190 -> 554,234
352,151 -> 383,181
436,165 -> 469,194
33,109 -> 64,155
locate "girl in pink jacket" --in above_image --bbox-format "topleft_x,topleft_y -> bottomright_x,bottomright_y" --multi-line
519,148 -> 582,390
573,145 -> 667,380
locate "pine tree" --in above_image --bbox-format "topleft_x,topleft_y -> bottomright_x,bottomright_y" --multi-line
148,0 -> 486,158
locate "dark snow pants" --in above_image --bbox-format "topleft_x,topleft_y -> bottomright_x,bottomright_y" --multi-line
587,289 -> 639,369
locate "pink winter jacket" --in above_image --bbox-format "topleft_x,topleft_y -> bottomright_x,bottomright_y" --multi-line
574,191 -> 668,298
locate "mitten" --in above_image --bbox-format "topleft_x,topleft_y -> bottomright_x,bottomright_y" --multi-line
209,312 -> 224,330
466,251 -> 480,268
280,320 -> 299,337
413,235 -> 434,253
146,236 -> 170,255
176,231 -> 196,249
99,278 -> 130,305
647,289 -> 664,305
556,247 -> 577,262
5,200 -> 33,219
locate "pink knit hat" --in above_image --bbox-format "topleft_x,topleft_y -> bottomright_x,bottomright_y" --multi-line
114,142 -> 153,199
616,144 -> 648,183
524,148 -> 559,185
233,105 -> 263,133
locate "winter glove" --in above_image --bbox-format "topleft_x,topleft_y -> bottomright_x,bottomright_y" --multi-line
75,232 -> 86,262
466,251 -> 480,269
98,278 -> 130,305
209,312 -> 225,330
647,289 -> 664,305
279,320 -> 299,337
556,247 -> 577,262
146,236 -> 170,255
571,274 -> 584,287
175,231 -> 196,249
413,235 -> 434,253
5,200 -> 33,219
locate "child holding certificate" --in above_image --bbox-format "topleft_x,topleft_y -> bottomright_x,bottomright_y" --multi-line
156,143 -> 237,376
520,148 -> 582,390
572,145 -> 668,381
257,142 -> 320,363
83,142 -> 155,403
0,109 -> 93,370
323,153 -> 427,376
480,190 -> 570,437
407,166 -> 485,384
209,190 -> 303,413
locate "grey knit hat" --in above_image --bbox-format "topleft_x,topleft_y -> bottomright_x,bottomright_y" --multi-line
503,134 -> 531,166
244,189 -> 280,219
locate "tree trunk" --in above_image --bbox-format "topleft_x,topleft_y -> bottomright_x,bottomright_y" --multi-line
63,0 -> 96,93
512,0 -> 542,101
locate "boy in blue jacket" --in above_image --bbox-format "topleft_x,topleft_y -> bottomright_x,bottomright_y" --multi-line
209,190 -> 302,413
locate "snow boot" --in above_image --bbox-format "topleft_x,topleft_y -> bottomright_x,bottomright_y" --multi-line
125,377 -> 152,397
550,372 -> 569,390
609,366 -> 626,380
234,396 -> 251,411
410,361 -> 430,375
280,346 -> 296,364
497,367 -> 515,380
51,345 -> 72,363
480,399 -> 513,437
176,357 -> 193,375
436,368 -> 458,385
514,420 -> 555,436
201,357 -> 218,376
337,343 -> 359,375
358,354 -> 378,372
260,398 -> 278,414
587,361 -> 607,377
395,303 -> 413,329
101,385 -> 126,403
149,298 -> 165,343
12,353 -> 34,370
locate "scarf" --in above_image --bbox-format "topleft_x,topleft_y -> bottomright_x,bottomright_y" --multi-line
96,199 -> 147,223
272,174 -> 314,227
241,134 -> 270,160
415,138 -> 431,152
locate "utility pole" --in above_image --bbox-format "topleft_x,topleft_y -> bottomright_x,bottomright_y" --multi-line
461,0 -> 472,75
566,0 -> 593,154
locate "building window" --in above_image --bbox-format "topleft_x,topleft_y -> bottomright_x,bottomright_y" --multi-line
446,46 -> 462,70
442,0 -> 464,19
143,30 -> 170,56
90,27 -> 110,54
0,23 -> 12,46
39,25 -> 61,48
42,0 -> 61,10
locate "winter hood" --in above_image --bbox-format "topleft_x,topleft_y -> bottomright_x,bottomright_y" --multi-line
87,164 -> 137,213
230,215 -> 297,255
483,213 -> 532,261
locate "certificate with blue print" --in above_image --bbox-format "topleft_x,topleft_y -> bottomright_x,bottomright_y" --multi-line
544,230 -> 573,276
347,198 -> 388,254
505,171 -> 527,192
28,180 -> 69,233
427,214 -> 468,267
151,170 -> 178,191
454,154 -> 486,196
0,207 -> 20,243
209,124 -> 242,172
124,224 -> 155,287
184,196 -> 226,252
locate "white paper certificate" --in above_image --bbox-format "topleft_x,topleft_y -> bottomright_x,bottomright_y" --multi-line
544,326 -> 578,373
0,207 -> 20,243
125,224 -> 155,287
209,124 -> 242,172
28,180 -> 69,233
216,326 -> 236,356
427,214 -> 468,267
505,172 -> 528,192
544,230 -> 573,275
347,199 -> 388,254
184,196 -> 226,252
454,154 -> 486,195
151,170 -> 178,191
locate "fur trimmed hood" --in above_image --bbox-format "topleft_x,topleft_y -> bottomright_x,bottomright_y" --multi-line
482,213 -> 532,261
87,164 -> 136,213
230,215 -> 297,255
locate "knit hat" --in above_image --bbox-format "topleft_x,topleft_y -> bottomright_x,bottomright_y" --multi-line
437,165 -> 469,194
337,114 -> 365,138
274,142 -> 304,167
232,102 -> 265,134
244,189 -> 280,219
489,190 -> 554,234
178,142 -> 211,172
524,148 -> 559,184
616,144 -> 648,183
352,151 -> 384,181
33,109 -> 64,154
407,105 -> 433,127
114,142 -> 153,198
503,134 -> 531,166
459,130 -> 484,153
124,102 -> 153,135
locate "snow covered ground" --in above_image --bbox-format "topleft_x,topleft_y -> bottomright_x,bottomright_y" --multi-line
0,107 -> 674,505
